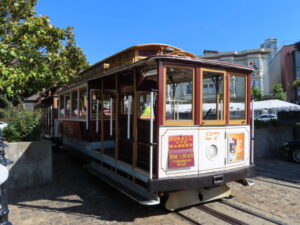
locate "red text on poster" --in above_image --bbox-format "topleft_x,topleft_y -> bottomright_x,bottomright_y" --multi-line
168,135 -> 194,169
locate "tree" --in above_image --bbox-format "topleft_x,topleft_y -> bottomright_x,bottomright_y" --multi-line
272,83 -> 287,101
0,0 -> 89,102
251,86 -> 263,101
292,79 -> 300,89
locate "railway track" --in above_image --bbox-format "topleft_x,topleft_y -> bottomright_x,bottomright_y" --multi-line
249,178 -> 300,190
172,200 -> 287,225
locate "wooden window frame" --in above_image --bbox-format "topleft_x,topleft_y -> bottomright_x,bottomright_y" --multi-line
71,89 -> 79,119
163,65 -> 195,126
58,95 -> 64,119
59,83 -> 87,121
102,90 -> 117,120
200,68 -> 227,125
64,92 -> 71,119
78,86 -> 88,120
89,89 -> 101,120
228,73 -> 247,125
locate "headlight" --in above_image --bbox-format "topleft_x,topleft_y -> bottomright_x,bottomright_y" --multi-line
207,145 -> 218,159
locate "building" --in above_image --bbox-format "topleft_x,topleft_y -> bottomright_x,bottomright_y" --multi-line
260,38 -> 278,62
269,43 -> 300,103
198,39 -> 276,97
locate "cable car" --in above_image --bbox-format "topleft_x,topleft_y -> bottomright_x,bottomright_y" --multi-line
56,44 -> 254,210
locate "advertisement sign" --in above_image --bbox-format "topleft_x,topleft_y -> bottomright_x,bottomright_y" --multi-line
168,135 -> 194,169
227,133 -> 244,163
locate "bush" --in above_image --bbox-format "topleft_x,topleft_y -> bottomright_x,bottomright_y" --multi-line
272,83 -> 287,100
0,101 -> 41,142
251,86 -> 263,101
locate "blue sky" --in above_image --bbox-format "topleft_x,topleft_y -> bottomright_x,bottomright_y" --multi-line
36,0 -> 300,64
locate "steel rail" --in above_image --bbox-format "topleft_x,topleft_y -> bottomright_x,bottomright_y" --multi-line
196,205 -> 249,225
221,200 -> 287,225
173,211 -> 202,225
250,178 -> 300,190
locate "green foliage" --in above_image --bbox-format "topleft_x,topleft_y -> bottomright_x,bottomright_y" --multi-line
272,83 -> 287,100
0,0 -> 89,101
251,86 -> 263,101
0,99 -> 41,142
292,79 -> 300,89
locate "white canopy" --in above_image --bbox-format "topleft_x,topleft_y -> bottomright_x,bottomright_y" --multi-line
254,99 -> 300,111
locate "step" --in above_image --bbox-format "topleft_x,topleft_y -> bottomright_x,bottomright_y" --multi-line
85,161 -> 160,205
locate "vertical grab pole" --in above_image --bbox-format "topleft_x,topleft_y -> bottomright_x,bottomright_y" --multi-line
251,98 -> 254,164
149,92 -> 154,179
127,96 -> 132,139
96,99 -> 99,133
110,97 -> 113,136
50,105 -> 53,136
47,107 -> 50,127
86,96 -> 89,130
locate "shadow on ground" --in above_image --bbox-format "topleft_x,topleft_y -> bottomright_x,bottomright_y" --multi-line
8,149 -> 167,223
254,157 -> 300,183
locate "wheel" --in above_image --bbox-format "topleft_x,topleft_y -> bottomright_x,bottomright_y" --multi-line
291,148 -> 300,163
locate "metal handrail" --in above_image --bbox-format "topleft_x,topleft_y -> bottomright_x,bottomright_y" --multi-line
149,91 -> 154,179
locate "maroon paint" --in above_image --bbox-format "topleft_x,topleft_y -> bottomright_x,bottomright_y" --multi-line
158,61 -> 164,126
225,72 -> 230,124
195,68 -> 200,125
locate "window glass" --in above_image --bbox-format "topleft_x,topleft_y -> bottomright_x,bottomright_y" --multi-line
71,90 -> 78,118
103,93 -> 116,119
139,93 -> 156,120
230,75 -> 246,120
202,71 -> 224,121
120,85 -> 133,116
79,87 -> 87,119
121,95 -> 133,115
90,90 -> 101,119
295,51 -> 300,68
296,67 -> 300,79
65,93 -> 71,118
165,67 -> 193,121
59,95 -> 64,118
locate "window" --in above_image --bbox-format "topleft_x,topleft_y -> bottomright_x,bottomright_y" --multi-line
120,85 -> 133,116
229,74 -> 247,122
103,92 -> 116,119
79,87 -> 87,119
202,70 -> 225,122
296,67 -> 300,79
59,95 -> 64,118
165,67 -> 193,123
90,90 -> 101,119
121,95 -> 133,115
90,90 -> 116,119
295,51 -> 300,79
71,90 -> 78,118
139,92 -> 156,120
186,83 -> 192,95
65,93 -> 71,118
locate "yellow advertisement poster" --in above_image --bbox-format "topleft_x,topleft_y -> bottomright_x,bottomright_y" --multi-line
227,133 -> 244,163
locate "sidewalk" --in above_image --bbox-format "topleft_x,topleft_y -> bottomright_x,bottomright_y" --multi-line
8,151 -> 300,224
